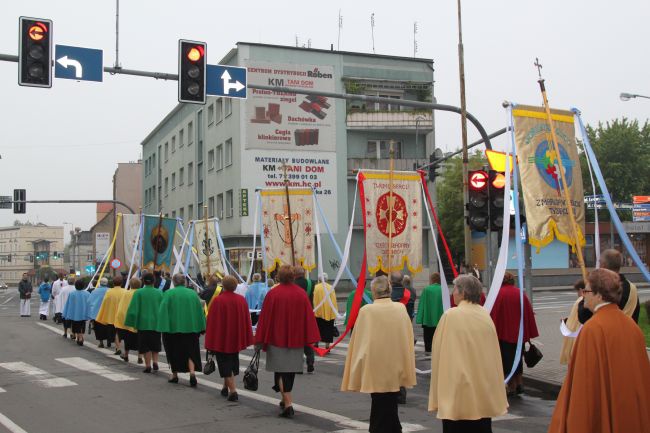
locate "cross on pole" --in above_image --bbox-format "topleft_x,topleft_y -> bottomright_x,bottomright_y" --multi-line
279,161 -> 297,266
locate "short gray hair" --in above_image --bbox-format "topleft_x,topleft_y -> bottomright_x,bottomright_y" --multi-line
252,273 -> 262,282
371,275 -> 391,299
390,271 -> 403,285
600,249 -> 622,273
100,277 -> 108,286
452,274 -> 482,304
67,277 -> 75,285
172,273 -> 185,286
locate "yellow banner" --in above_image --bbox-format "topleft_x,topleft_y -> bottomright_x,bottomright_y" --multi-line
513,105 -> 585,250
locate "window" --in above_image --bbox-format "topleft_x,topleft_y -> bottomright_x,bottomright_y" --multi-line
171,136 -> 176,153
179,167 -> 184,185
198,203 -> 203,219
208,196 -> 215,218
216,98 -> 223,123
152,153 -> 156,170
208,103 -> 215,126
226,190 -> 234,217
188,204 -> 194,220
179,207 -> 184,221
225,138 -> 232,166
188,121 -> 194,145
179,128 -> 184,147
164,177 -> 168,196
188,163 -> 194,185
172,210 -> 176,218
376,94 -> 402,111
216,144 -> 223,170
366,140 -> 402,159
208,149 -> 215,171
172,172 -> 176,190
217,194 -> 224,219
164,142 -> 169,161
145,159 -> 149,177
225,98 -> 232,117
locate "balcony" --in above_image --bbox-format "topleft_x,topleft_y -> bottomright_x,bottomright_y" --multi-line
347,158 -> 428,175
346,110 -> 432,131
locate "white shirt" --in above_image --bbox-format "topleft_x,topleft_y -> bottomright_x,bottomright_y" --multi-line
594,301 -> 612,313
234,283 -> 248,298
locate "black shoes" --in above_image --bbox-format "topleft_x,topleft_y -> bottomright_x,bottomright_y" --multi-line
279,406 -> 295,418
113,349 -> 121,356
137,357 -> 143,364
152,363 -> 159,371
168,376 -> 179,384
121,355 -> 129,362
143,367 -> 152,374
221,387 -> 229,397
516,385 -> 524,395
98,342 -> 105,348
189,375 -> 197,387
69,334 -> 75,340
227,392 -> 238,402
307,364 -> 314,374
397,387 -> 407,404
76,340 -> 84,346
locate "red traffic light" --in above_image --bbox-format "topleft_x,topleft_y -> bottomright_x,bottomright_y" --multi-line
28,22 -> 48,41
491,172 -> 506,189
469,171 -> 488,191
186,45 -> 204,62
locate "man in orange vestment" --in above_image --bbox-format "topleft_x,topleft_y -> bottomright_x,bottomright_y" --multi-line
548,268 -> 650,433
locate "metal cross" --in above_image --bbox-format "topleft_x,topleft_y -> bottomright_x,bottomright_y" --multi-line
534,58 -> 543,80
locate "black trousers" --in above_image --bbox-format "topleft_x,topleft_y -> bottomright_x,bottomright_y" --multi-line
369,392 -> 401,433
422,325 -> 436,353
442,418 -> 492,433
303,345 -> 314,367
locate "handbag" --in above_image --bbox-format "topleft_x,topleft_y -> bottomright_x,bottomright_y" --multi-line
523,342 -> 543,368
203,351 -> 216,375
243,349 -> 260,391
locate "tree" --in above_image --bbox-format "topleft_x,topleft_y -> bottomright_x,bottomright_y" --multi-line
580,118 -> 650,221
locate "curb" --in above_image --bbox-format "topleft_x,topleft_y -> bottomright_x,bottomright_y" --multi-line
524,374 -> 562,398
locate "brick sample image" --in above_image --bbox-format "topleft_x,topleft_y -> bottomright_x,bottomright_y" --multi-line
294,129 -> 319,146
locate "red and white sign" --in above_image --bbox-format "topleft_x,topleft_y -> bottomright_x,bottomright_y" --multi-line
469,171 -> 488,190
110,258 -> 122,270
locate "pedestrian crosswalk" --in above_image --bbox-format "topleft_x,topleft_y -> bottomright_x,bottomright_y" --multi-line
0,361 -> 76,388
55,357 -> 137,382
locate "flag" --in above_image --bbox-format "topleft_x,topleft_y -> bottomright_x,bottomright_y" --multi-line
122,214 -> 141,269
512,105 -> 585,250
142,215 -> 177,272
194,219 -> 225,277
261,188 -> 315,272
359,170 -> 422,274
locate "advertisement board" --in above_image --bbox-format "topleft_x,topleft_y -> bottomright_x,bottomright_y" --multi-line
95,232 -> 110,261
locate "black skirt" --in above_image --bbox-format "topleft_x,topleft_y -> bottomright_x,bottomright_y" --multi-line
117,329 -> 139,351
71,320 -> 86,334
499,340 -> 523,378
138,330 -> 162,354
162,333 -> 202,373
93,321 -> 114,341
316,318 -> 335,343
214,352 -> 240,378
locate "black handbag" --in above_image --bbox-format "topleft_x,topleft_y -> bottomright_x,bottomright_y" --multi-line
203,351 -> 216,375
243,349 -> 260,391
523,342 -> 543,368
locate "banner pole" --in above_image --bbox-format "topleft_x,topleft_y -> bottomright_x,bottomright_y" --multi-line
280,163 -> 297,267
151,213 -> 163,272
387,140 -> 395,273
534,59 -> 587,281
203,206 -> 211,277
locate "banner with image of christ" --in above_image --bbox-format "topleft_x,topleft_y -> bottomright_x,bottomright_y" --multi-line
261,188 -> 315,272
359,170 -> 423,275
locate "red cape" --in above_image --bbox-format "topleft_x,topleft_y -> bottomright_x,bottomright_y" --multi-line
204,291 -> 254,353
254,282 -> 320,349
450,292 -> 485,307
489,284 -> 539,343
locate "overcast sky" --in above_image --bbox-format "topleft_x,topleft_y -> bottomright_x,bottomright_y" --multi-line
1,0 -> 648,241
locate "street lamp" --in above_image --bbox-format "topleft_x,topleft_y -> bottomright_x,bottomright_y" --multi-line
620,92 -> 650,101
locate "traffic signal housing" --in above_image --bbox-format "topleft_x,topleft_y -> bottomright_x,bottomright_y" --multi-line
19,17 -> 53,88
428,153 -> 441,182
489,170 -> 506,231
13,189 -> 26,214
178,40 -> 206,104
467,170 -> 489,232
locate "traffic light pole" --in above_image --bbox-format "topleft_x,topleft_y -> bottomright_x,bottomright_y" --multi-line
8,199 -> 136,214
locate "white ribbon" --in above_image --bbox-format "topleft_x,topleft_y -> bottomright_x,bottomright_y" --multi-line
560,320 -> 582,338
124,219 -> 143,289
246,189 -> 261,284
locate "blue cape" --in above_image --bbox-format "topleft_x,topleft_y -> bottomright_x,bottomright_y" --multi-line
63,290 -> 90,321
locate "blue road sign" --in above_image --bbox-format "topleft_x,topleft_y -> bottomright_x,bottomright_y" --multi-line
206,64 -> 247,99
55,45 -> 103,82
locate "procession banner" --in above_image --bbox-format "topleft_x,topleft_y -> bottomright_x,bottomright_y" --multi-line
122,214 -> 141,268
193,218 -> 226,277
142,215 -> 177,272
261,188 -> 315,272
358,170 -> 422,274
512,105 -> 585,250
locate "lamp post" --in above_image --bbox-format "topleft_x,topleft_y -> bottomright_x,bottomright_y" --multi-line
620,92 -> 650,101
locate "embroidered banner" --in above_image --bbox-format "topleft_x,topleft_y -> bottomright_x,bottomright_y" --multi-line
142,215 -> 177,273
261,188 -> 315,272
359,170 -> 422,274
194,219 -> 226,277
512,105 -> 585,250
122,214 -> 141,269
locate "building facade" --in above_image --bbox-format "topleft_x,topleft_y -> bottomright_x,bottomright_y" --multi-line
141,43 -> 435,283
0,224 -> 64,286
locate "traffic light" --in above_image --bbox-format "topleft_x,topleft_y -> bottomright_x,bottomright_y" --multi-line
178,40 -> 206,104
489,170 -> 506,231
18,17 -> 53,88
467,170 -> 489,232
428,153 -> 440,182
52,251 -> 59,260
13,189 -> 26,214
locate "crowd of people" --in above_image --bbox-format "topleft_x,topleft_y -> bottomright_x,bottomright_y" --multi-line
15,247 -> 649,432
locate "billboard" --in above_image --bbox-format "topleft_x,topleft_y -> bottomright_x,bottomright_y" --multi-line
95,232 -> 110,261
633,196 -> 650,222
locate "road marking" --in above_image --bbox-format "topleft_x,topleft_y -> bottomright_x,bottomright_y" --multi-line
0,362 -> 76,388
0,411 -> 28,433
0,387 -> 5,393
56,357 -> 137,382
37,322 -> 425,432
494,413 -> 524,421
1,296 -> 14,305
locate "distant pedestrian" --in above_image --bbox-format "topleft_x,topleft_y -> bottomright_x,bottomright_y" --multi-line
400,274 -> 417,320
341,275 -> 416,433
489,272 -> 539,396
559,279 -> 584,365
157,273 -> 206,387
312,273 -> 337,349
18,273 -> 32,317
205,275 -> 253,402
245,273 -> 268,326
87,277 -> 112,348
548,268 -> 650,433
125,272 -> 163,373
58,278 -> 76,339
37,277 -> 52,320
255,265 -> 320,418
344,286 -> 372,328
429,274 -> 508,433
50,274 -> 65,322
63,280 -> 91,346
415,272 -> 444,355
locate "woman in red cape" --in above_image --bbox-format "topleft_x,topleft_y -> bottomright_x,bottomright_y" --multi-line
490,272 -> 539,396
205,275 -> 254,402
255,265 -> 320,418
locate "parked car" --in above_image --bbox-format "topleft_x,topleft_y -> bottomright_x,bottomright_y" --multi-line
0,282 -> 7,290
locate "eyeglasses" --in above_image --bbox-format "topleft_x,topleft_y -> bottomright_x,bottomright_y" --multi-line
582,289 -> 593,294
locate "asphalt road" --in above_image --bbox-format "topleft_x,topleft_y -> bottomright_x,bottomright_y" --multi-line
0,288 -> 557,433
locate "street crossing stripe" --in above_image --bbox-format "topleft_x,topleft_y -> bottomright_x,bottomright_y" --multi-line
1,297 -> 14,305
0,411 -> 28,433
0,361 -> 76,388
0,387 -> 5,393
56,357 -> 137,382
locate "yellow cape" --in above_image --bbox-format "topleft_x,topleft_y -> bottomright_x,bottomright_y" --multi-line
95,287 -> 125,325
313,283 -> 337,321
114,290 -> 137,333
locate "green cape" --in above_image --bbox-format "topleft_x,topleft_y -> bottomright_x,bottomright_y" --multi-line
344,289 -> 372,325
124,286 -> 163,331
415,283 -> 444,327
156,285 -> 206,333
